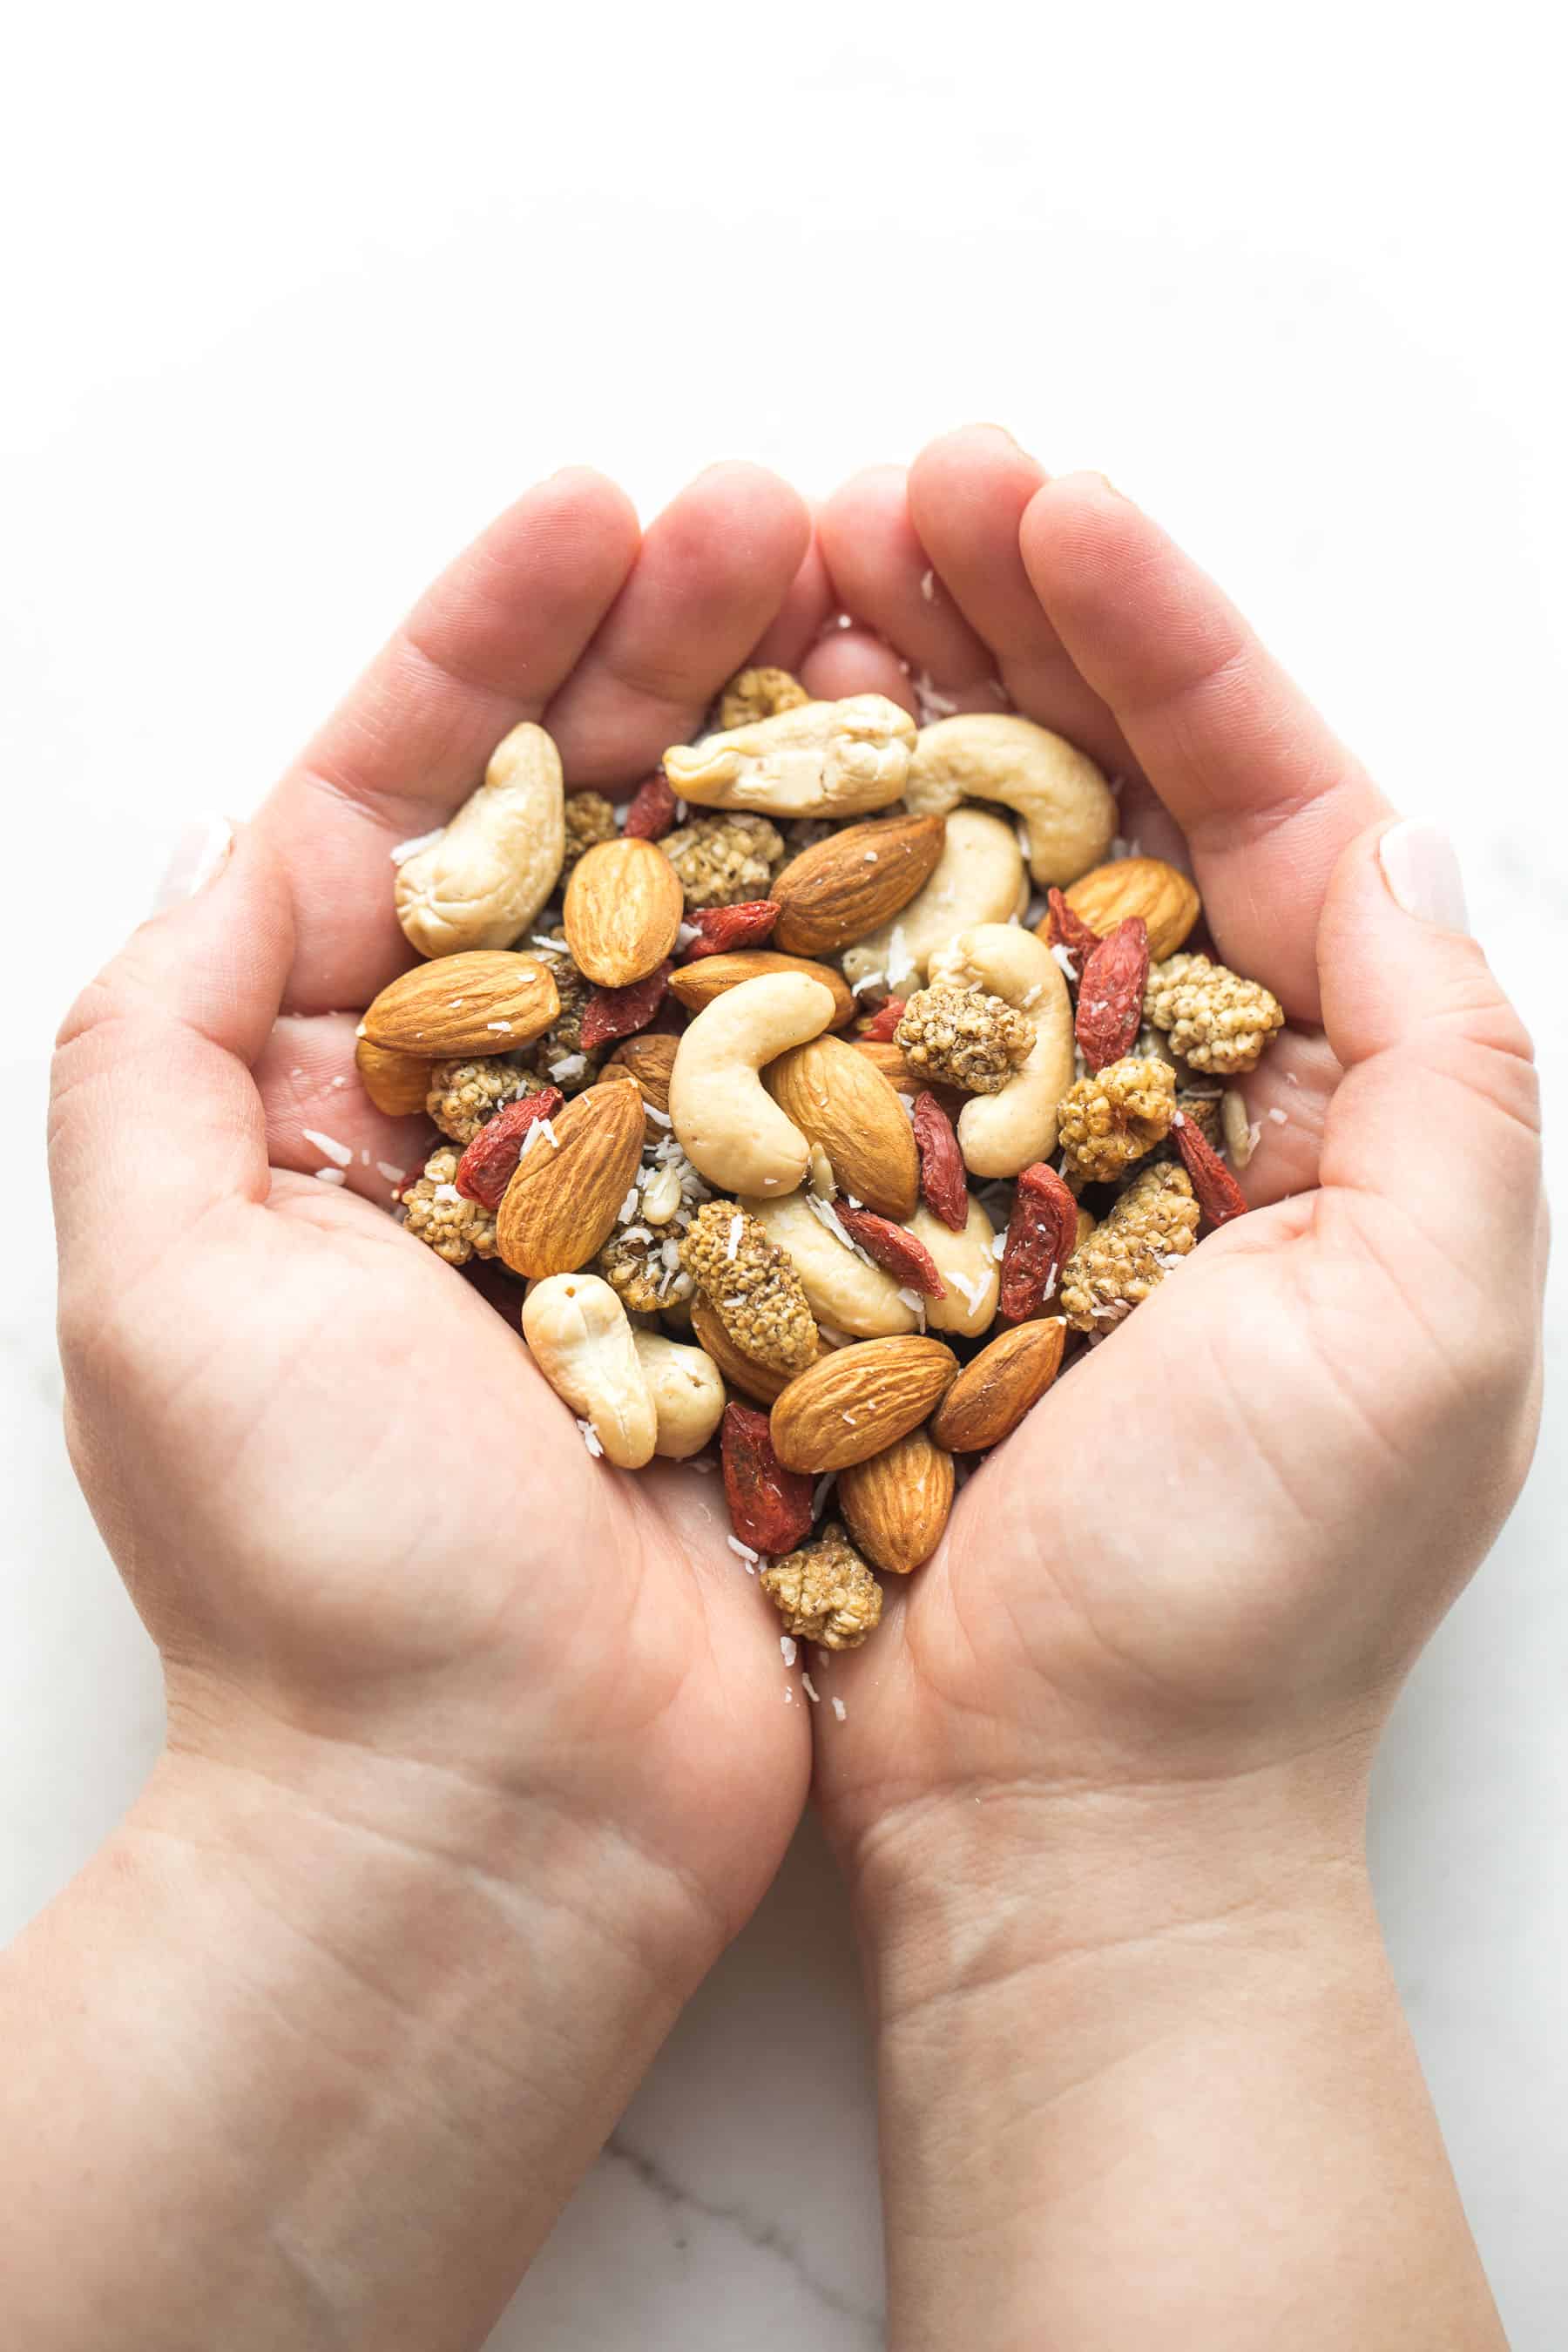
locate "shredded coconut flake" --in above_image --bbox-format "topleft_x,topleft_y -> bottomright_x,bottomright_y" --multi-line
644,1104 -> 672,1127
486,1020 -> 513,1034
780,1635 -> 797,1666
831,1695 -> 848,1722
576,1417 -> 604,1459
375,1161 -> 405,1183
949,1267 -> 989,1314
920,567 -> 936,603
1267,1106 -> 1289,1126
549,1053 -> 587,1082
801,1673 -> 821,1704
726,1213 -> 744,1260
313,1166 -> 347,1185
727,1536 -> 760,1566
301,1127 -> 353,1167
850,971 -> 884,995
389,828 -> 445,865
811,1474 -> 835,1517
886,925 -> 915,988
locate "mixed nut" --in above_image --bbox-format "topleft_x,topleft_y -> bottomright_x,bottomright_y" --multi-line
359,672 -> 1285,1652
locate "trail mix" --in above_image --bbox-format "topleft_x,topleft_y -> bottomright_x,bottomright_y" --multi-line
359,676 -> 1285,1652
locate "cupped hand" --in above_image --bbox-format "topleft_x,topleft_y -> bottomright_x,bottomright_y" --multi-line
48,463 -> 836,1977
801,429 -> 1546,1876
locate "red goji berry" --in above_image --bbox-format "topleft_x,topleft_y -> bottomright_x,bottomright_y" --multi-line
622,770 -> 679,841
858,996 -> 907,1042
1045,888 -> 1101,974
910,1092 -> 968,1232
1171,1112 -> 1249,1226
832,1204 -> 946,1298
683,901 -> 779,959
1075,916 -> 1150,1071
579,961 -> 674,1052
454,1088 -> 565,1209
721,1401 -> 815,1557
998,1161 -> 1079,1321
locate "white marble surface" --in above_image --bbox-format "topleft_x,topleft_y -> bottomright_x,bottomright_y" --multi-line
2,9 -> 1565,2345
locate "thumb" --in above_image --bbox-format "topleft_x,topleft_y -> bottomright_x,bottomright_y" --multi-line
1316,819 -> 1541,1283
50,819 -> 296,1289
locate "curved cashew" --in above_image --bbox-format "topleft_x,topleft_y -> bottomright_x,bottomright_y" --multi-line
395,722 -> 565,956
521,1273 -> 657,1469
928,924 -> 1076,1177
903,713 -> 1116,887
741,1193 -> 920,1340
910,1200 -> 1002,1336
631,1333 -> 727,1459
667,971 -> 836,1194
842,809 -> 1025,992
663,695 -> 916,817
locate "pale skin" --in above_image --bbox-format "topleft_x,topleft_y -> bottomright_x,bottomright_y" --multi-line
9,432 -> 1544,2347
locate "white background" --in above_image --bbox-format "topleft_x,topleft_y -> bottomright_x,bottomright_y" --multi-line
2,6 -> 1564,2345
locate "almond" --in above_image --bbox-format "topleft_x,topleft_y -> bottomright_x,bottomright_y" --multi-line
771,813 -> 946,955
494,1080 -> 646,1279
666,950 -> 855,1028
564,838 -> 684,987
355,1035 -> 433,1116
769,1335 -> 957,1472
362,951 -> 560,1057
1055,857 -> 1200,963
605,1031 -> 679,1116
763,1036 -> 919,1220
852,1037 -> 920,1097
689,1295 -> 825,1404
929,1318 -> 1066,1453
836,1429 -> 955,1573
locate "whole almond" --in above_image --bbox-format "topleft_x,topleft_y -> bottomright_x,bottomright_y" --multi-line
1057,857 -> 1200,962
362,951 -> 560,1057
689,1295 -> 824,1404
852,1038 -> 920,1097
667,950 -> 854,1028
355,1035 -> 434,1116
769,1335 -> 957,1472
837,1429 -> 955,1573
771,813 -> 946,955
494,1081 -> 645,1278
763,1036 -> 919,1220
605,1031 -> 679,1115
929,1319 -> 1066,1452
564,838 -> 684,987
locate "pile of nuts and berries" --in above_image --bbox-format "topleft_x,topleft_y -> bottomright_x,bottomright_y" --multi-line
357,667 -> 1284,1653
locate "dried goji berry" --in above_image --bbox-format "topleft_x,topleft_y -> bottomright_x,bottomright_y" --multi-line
998,1161 -> 1079,1321
579,961 -> 674,1052
858,996 -> 907,1042
721,1401 -> 815,1557
622,770 -> 679,841
1075,916 -> 1150,1071
910,1092 -> 968,1231
1172,1111 -> 1249,1227
454,1088 -> 564,1209
1045,888 -> 1101,974
832,1204 -> 946,1298
683,901 -> 779,959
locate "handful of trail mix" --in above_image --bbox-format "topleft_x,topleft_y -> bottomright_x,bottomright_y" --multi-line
361,671 -> 1284,1651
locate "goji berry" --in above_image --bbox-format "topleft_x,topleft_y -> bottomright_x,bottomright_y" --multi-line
721,1401 -> 815,1556
1172,1112 -> 1250,1226
910,1092 -> 968,1231
1075,916 -> 1150,1071
998,1161 -> 1078,1321
833,1204 -> 946,1297
454,1088 -> 564,1209
1045,888 -> 1101,973
622,770 -> 679,841
683,901 -> 779,959
858,997 -> 907,1043
579,961 -> 673,1052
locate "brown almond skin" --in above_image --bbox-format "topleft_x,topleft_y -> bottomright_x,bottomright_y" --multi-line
771,813 -> 946,955
605,1031 -> 679,1116
851,1038 -> 920,1097
355,1035 -> 434,1116
929,1319 -> 1066,1453
362,951 -> 560,1057
564,837 -> 685,986
763,1036 -> 920,1220
494,1081 -> 645,1278
1056,857 -> 1200,963
689,1296 -> 824,1404
837,1429 -> 955,1574
769,1336 -> 958,1472
667,950 -> 855,1029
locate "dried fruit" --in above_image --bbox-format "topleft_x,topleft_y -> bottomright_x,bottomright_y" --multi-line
623,770 -> 679,840
426,1056 -> 542,1145
930,1320 -> 1066,1452
679,1200 -> 818,1375
896,986 -> 1034,1095
688,1296 -> 822,1404
455,1087 -> 565,1208
762,1035 -> 920,1220
362,951 -> 561,1058
770,813 -> 947,956
1143,952 -> 1286,1076
858,996 -> 907,1043
560,790 -> 619,875
564,838 -> 685,988
661,811 -> 785,908
492,1081 -> 646,1279
1063,856 -> 1201,962
911,1092 -> 968,1232
1057,1056 -> 1177,1184
1075,917 -> 1151,1073
1041,887 -> 1101,971
1059,1162 -> 1199,1332
1172,1109 -> 1250,1226
683,900 -> 780,959
715,666 -> 812,733
722,1401 -> 816,1557
668,950 -> 854,1029
769,1335 -> 958,1473
579,961 -> 674,1052
832,1205 -> 946,1298
402,1146 -> 498,1266
597,1221 -> 693,1314
760,1524 -> 882,1650
998,1162 -> 1080,1321
837,1429 -> 954,1574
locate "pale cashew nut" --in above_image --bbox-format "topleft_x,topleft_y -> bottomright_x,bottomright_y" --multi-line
910,1200 -> 1002,1336
928,924 -> 1076,1176
521,1273 -> 658,1469
663,695 -> 916,817
395,721 -> 565,956
667,971 -> 836,1194
741,1193 -> 920,1339
631,1333 -> 727,1459
842,809 -> 1025,992
903,713 -> 1116,887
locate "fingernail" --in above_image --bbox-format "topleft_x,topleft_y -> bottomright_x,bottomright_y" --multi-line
152,815 -> 234,912
1378,819 -> 1470,933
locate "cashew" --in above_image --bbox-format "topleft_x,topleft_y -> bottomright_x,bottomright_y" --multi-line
631,1333 -> 727,1459
664,695 -> 916,817
903,713 -> 1116,887
909,1200 -> 1001,1336
842,808 -> 1025,992
521,1273 -> 658,1468
395,722 -> 565,956
667,971 -> 836,1195
741,1193 -> 920,1340
928,924 -> 1076,1177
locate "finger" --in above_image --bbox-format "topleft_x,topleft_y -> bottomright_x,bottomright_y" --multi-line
255,469 -> 642,1017
51,824 -> 292,1291
906,425 -> 1136,775
1018,473 -> 1390,1019
814,464 -> 999,706
745,536 -> 836,672
1218,1027 -> 1339,1209
254,1016 -> 429,1203
798,626 -> 918,714
542,462 -> 812,788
